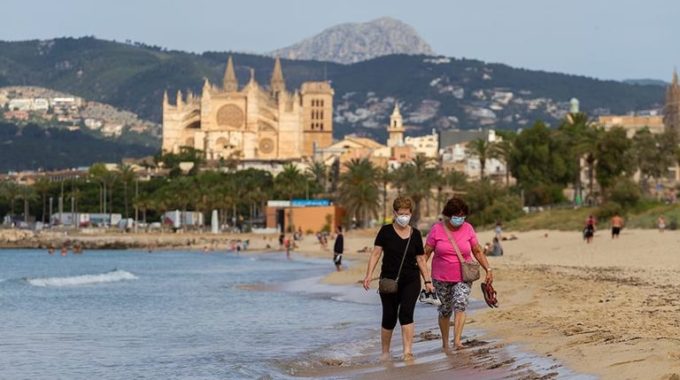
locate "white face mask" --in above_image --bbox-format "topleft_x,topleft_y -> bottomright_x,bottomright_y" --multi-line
395,214 -> 411,226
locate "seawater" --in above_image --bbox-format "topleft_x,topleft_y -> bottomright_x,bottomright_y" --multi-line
0,249 -> 384,379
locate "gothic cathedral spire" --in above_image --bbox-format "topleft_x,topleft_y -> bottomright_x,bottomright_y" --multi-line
223,56 -> 238,92
270,57 -> 286,95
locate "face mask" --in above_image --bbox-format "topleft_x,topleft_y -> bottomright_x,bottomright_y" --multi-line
395,214 -> 411,226
450,216 -> 466,227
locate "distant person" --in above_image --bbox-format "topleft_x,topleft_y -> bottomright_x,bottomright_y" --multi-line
363,196 -> 430,361
47,245 -> 55,255
610,213 -> 624,239
491,237 -> 503,256
494,221 -> 503,240
583,215 -> 596,243
333,226 -> 344,271
278,233 -> 285,248
658,215 -> 666,233
424,196 -> 493,351
284,235 -> 291,259
482,242 -> 492,256
60,246 -> 68,256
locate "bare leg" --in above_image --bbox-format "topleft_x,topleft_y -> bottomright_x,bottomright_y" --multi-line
453,311 -> 466,349
381,328 -> 394,360
438,316 -> 451,350
401,323 -> 414,359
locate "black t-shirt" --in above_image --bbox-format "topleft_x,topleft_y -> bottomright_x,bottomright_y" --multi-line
374,224 -> 424,282
334,234 -> 344,253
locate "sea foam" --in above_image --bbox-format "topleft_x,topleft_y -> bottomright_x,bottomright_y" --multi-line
26,269 -> 138,287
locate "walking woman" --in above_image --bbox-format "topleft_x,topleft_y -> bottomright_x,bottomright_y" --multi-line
363,196 -> 432,361
424,197 -> 493,351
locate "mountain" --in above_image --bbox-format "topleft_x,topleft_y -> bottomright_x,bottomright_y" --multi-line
0,37 -> 667,150
269,17 -> 436,64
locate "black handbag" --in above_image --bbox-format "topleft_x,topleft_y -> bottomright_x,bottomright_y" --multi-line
378,228 -> 413,294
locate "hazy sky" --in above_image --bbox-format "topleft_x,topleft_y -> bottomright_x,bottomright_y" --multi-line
1,0 -> 677,81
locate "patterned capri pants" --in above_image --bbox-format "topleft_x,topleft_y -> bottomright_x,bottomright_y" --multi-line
433,279 -> 472,318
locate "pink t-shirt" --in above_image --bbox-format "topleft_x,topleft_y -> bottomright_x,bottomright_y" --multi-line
426,222 -> 479,283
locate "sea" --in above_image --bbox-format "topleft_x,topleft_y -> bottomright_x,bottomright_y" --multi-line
0,249 -> 593,379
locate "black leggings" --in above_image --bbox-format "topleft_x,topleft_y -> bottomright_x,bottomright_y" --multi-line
379,278 -> 421,330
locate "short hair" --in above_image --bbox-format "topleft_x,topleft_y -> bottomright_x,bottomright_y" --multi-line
392,196 -> 414,212
336,225 -> 343,232
442,197 -> 469,217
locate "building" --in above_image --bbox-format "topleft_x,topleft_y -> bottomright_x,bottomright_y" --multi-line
598,115 -> 664,137
664,69 -> 680,140
162,57 -> 334,161
265,199 -> 344,233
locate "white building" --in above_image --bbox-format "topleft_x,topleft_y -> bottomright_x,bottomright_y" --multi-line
404,128 -> 439,158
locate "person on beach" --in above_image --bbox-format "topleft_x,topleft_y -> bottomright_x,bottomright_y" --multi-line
424,197 -> 493,351
284,235 -> 291,259
363,196 -> 433,361
658,215 -> 666,232
494,221 -> 503,240
333,225 -> 344,271
583,215 -> 596,243
610,213 -> 624,239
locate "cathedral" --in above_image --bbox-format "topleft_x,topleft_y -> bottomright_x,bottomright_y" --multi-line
162,57 -> 334,161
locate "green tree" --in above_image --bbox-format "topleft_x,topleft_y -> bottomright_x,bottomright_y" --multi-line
467,138 -> 492,179
0,181 -> 22,217
391,155 -> 440,223
595,127 -> 634,197
118,164 -> 136,218
337,158 -> 380,228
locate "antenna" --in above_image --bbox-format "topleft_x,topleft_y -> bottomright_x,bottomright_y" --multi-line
324,63 -> 327,81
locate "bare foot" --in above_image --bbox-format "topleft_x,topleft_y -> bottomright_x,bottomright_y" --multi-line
379,352 -> 391,361
403,353 -> 414,361
454,343 -> 466,350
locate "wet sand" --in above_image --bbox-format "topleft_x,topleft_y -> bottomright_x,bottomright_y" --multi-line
293,228 -> 680,380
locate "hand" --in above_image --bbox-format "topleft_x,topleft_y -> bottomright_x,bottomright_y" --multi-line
363,276 -> 371,290
485,270 -> 494,285
425,283 -> 435,293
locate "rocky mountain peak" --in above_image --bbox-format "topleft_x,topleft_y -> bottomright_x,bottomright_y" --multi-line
270,17 -> 436,64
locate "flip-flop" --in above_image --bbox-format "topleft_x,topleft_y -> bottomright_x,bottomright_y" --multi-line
481,283 -> 498,308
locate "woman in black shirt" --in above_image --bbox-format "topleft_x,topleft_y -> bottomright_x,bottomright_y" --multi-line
363,196 -> 432,361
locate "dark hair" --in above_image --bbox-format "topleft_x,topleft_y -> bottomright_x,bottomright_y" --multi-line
336,225 -> 343,233
442,197 -> 469,217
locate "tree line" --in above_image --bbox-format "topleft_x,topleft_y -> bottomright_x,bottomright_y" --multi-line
1,112 -> 678,230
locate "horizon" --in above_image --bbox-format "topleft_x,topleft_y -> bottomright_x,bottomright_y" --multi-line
0,0 -> 678,82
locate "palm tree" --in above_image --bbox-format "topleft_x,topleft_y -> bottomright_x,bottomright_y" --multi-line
391,155 -> 439,224
337,158 -> 381,228
490,138 -> 515,186
89,163 -> 109,214
467,138 -> 492,179
274,163 -> 307,232
118,164 -> 136,219
32,178 -> 52,223
306,160 -> 328,195
0,181 -> 21,217
17,185 -> 37,223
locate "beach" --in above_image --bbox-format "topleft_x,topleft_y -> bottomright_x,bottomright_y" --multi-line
302,228 -> 680,380
3,227 -> 679,379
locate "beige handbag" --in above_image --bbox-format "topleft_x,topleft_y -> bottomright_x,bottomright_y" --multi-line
441,223 -> 481,283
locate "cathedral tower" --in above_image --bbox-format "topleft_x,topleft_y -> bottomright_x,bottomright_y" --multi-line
387,103 -> 405,147
223,56 -> 238,92
301,82 -> 334,156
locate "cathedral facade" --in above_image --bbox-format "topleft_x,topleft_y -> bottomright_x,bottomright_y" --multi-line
162,57 -> 334,161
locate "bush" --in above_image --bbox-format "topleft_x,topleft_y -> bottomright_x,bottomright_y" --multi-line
524,183 -> 566,206
608,177 -> 640,208
595,201 -> 623,219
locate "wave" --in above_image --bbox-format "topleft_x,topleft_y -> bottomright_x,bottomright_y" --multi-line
26,269 -> 138,287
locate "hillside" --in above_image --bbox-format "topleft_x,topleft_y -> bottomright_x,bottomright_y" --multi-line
0,37 -> 665,142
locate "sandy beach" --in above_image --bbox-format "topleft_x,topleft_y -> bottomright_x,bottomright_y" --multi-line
296,227 -> 680,380
3,226 -> 679,379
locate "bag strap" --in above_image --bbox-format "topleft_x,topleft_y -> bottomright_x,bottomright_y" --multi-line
441,222 -> 470,264
394,226 -> 413,282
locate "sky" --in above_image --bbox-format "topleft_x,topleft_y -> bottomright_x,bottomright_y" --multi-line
1,0 -> 678,81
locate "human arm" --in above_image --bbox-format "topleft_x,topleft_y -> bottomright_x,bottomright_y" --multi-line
416,254 -> 434,292
472,243 -> 494,285
363,245 -> 383,290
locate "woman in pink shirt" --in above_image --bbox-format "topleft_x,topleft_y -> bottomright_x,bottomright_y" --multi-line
424,197 -> 493,350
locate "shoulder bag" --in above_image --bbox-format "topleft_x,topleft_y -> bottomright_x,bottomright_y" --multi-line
378,228 -> 413,294
441,223 -> 481,283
